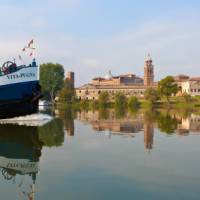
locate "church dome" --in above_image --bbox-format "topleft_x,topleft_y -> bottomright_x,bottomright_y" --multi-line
105,70 -> 113,80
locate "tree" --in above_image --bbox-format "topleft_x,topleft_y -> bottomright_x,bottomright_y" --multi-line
58,78 -> 75,103
158,76 -> 178,103
144,88 -> 160,104
128,96 -> 140,109
182,92 -> 192,103
99,91 -> 109,107
114,92 -> 127,108
40,63 -> 64,102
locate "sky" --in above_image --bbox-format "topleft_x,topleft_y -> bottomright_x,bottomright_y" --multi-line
0,0 -> 200,86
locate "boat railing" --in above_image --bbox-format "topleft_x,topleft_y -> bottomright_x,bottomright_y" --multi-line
0,63 -> 34,76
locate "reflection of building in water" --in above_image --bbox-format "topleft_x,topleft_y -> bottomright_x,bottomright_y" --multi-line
177,114 -> 200,135
77,110 -> 144,138
144,123 -> 154,150
77,110 -> 155,150
55,109 -> 75,137
0,124 -> 43,200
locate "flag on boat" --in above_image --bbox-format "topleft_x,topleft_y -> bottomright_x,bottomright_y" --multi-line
28,39 -> 34,47
22,39 -> 35,51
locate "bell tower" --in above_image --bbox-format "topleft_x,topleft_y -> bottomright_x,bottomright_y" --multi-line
144,54 -> 154,86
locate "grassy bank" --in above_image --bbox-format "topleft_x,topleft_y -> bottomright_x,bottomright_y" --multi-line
56,96 -> 200,111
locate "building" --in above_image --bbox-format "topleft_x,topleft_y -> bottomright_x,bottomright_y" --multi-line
66,71 -> 75,87
76,55 -> 157,100
181,77 -> 200,96
144,54 -> 154,86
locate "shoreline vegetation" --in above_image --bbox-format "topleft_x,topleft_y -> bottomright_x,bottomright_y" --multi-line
56,95 -> 200,111
39,63 -> 200,111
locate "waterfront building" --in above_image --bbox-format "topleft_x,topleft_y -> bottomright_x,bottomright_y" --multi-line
67,71 -> 75,87
181,77 -> 200,96
76,55 -> 157,100
74,55 -> 200,99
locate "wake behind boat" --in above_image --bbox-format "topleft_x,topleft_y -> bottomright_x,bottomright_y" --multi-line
0,40 -> 42,118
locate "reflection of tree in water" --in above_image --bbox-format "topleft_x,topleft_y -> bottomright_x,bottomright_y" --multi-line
143,108 -> 159,123
142,109 -> 178,134
57,108 -> 75,136
99,108 -> 109,120
38,118 -> 64,147
115,106 -> 127,119
128,107 -> 139,117
157,112 -> 178,134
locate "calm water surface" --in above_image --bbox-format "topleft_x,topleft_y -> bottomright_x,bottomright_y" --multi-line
0,109 -> 200,200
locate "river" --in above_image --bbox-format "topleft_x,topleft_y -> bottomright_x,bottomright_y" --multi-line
0,108 -> 199,200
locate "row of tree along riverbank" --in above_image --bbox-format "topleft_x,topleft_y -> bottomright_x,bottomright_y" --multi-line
39,63 -> 200,110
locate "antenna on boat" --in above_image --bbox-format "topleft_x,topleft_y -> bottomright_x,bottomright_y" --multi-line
18,55 -> 26,66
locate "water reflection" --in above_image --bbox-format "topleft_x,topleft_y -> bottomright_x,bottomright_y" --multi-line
0,124 -> 42,200
1,109 -> 200,199
76,109 -> 200,151
55,108 -> 75,137
38,118 -> 64,147
0,117 -> 64,200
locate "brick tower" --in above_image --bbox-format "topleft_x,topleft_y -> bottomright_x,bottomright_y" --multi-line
144,54 -> 154,86
67,71 -> 75,87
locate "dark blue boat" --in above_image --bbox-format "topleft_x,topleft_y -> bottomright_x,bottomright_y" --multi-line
0,59 -> 41,118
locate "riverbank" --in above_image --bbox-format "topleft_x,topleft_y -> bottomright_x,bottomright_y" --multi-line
56,95 -> 200,111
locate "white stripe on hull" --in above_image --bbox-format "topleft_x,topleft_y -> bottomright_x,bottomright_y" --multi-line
0,156 -> 38,174
0,67 -> 39,86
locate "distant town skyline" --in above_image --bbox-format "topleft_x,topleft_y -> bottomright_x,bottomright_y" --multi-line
0,0 -> 200,86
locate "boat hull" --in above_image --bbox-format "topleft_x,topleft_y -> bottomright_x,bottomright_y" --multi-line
0,80 -> 39,101
0,100 -> 38,119
0,60 -> 41,118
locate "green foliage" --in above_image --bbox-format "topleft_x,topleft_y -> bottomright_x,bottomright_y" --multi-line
182,93 -> 192,103
99,108 -> 109,120
144,88 -> 160,104
158,76 -> 178,103
99,91 -> 109,107
115,106 -> 127,119
128,96 -> 140,109
157,113 -> 178,134
40,63 -> 64,102
79,99 -> 89,110
57,108 -> 75,136
38,118 -> 64,147
58,78 -> 75,103
114,92 -> 127,108
88,100 -> 99,110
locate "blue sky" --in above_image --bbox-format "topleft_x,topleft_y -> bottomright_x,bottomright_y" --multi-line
0,0 -> 200,85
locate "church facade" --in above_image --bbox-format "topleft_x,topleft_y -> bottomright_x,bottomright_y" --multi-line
76,55 -> 157,100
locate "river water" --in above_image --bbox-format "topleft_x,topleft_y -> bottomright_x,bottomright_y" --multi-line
0,108 -> 200,200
